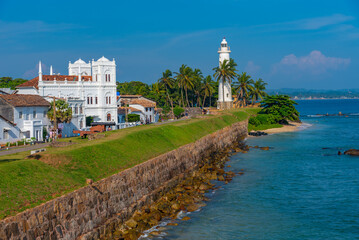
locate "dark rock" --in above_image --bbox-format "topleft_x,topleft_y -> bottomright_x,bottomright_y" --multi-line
344,149 -> 359,156
338,151 -> 342,155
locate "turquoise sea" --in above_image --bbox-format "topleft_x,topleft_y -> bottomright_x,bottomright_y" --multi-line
157,99 -> 359,240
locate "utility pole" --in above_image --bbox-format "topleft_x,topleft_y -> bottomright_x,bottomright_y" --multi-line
52,96 -> 57,140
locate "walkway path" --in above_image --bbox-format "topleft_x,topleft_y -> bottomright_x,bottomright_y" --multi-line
0,143 -> 50,157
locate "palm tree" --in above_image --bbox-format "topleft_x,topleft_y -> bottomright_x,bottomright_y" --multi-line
150,82 -> 165,104
213,59 -> 237,109
250,78 -> 267,106
175,65 -> 194,108
192,68 -> 203,107
158,69 -> 175,117
202,75 -> 214,108
234,72 -> 254,107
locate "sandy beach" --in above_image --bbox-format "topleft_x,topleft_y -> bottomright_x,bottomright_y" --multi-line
262,122 -> 304,134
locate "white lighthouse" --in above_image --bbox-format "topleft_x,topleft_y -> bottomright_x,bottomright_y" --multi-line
217,37 -> 233,110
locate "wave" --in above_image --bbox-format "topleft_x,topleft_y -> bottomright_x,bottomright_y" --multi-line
306,115 -> 325,117
298,123 -> 312,130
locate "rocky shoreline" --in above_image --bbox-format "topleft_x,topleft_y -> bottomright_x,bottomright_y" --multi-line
102,141 -> 251,240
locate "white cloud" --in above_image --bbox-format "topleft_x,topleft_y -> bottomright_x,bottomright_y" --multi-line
0,20 -> 78,38
273,50 -> 351,75
251,14 -> 355,32
244,61 -> 260,74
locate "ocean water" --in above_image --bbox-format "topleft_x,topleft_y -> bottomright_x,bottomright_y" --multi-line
161,99 -> 359,240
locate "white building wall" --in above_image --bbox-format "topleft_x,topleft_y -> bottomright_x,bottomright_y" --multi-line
0,118 -> 20,144
36,57 -> 118,126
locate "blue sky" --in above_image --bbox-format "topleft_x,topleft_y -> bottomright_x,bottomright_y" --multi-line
0,0 -> 358,89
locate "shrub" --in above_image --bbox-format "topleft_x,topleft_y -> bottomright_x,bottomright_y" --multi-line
249,116 -> 261,126
256,114 -> 277,125
173,106 -> 184,119
127,114 -> 140,122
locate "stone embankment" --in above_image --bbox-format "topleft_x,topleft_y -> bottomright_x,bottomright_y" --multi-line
0,120 -> 247,240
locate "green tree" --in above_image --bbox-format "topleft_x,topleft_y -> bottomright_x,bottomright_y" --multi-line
249,78 -> 267,105
47,100 -> 72,128
158,69 -> 175,117
234,72 -> 254,107
86,116 -> 94,126
0,77 -> 27,90
202,75 -> 215,107
175,65 -> 194,108
213,59 -> 237,108
260,95 -> 300,123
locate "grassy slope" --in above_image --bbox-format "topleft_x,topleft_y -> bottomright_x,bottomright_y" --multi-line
0,110 -> 249,219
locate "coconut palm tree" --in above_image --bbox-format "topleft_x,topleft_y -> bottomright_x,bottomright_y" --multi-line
234,72 -> 254,107
250,78 -> 267,106
158,69 -> 175,117
213,59 -> 237,108
192,68 -> 203,107
202,75 -> 215,108
175,65 -> 194,108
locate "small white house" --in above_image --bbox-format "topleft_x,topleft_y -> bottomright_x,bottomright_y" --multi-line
119,95 -> 157,124
0,94 -> 50,143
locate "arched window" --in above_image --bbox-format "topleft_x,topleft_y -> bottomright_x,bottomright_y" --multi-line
107,113 -> 111,122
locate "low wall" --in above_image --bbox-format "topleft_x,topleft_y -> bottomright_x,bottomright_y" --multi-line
0,120 -> 248,240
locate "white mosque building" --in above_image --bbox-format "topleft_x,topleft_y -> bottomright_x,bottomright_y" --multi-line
217,38 -> 233,110
16,57 -> 118,132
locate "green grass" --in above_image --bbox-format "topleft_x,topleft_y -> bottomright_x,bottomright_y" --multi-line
248,123 -> 283,131
0,109 -> 250,219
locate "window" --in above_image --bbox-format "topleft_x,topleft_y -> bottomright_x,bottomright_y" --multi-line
75,106 -> 78,114
80,106 -> 83,114
95,97 -> 98,104
3,130 -> 9,140
96,75 -> 98,81
19,111 -> 23,119
87,97 -> 90,105
91,97 -> 93,104
43,110 -> 47,117
106,97 -> 108,104
108,74 -> 111,82
145,108 -> 148,112
107,113 -> 111,121
105,74 -> 108,82
109,97 -> 111,104
25,114 -> 29,120
33,110 -> 37,118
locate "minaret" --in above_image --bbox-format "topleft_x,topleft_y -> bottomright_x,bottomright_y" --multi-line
39,61 -> 43,82
217,37 -> 233,109
50,65 -> 53,75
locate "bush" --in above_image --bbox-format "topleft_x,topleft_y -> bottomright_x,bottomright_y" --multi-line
127,114 -> 140,122
173,106 -> 184,119
249,114 -> 278,127
256,114 -> 277,125
249,116 -> 261,126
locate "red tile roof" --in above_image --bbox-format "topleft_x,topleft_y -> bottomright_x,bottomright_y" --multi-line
117,106 -> 142,114
0,94 -> 50,107
16,75 -> 93,89
0,115 -> 16,126
130,99 -> 156,108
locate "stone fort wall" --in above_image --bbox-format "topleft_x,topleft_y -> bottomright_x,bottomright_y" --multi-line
0,120 -> 247,240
